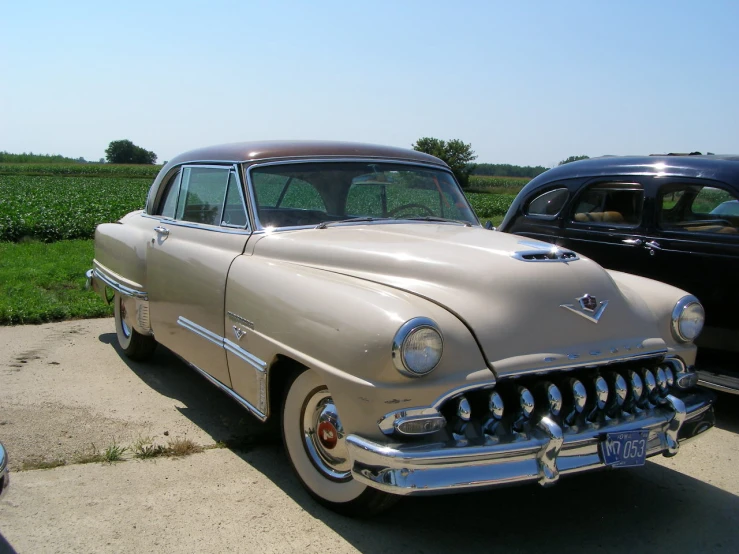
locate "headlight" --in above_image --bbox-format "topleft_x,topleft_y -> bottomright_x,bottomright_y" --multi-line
392,317 -> 443,377
671,295 -> 705,343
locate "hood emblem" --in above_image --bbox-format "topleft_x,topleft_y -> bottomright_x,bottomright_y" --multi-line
561,294 -> 609,323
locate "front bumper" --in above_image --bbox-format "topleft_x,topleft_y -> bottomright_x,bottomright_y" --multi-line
346,390 -> 714,496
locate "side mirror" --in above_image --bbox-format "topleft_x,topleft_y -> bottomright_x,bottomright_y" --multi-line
485,221 -> 496,230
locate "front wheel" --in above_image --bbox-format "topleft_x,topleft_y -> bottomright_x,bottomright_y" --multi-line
114,293 -> 157,361
281,368 -> 396,517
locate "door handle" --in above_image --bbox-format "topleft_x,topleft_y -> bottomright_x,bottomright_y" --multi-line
622,238 -> 643,246
154,226 -> 170,236
645,240 -> 661,250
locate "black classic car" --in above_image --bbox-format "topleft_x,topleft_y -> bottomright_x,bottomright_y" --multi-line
499,155 -> 739,394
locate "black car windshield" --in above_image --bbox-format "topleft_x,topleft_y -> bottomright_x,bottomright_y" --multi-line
249,161 -> 479,229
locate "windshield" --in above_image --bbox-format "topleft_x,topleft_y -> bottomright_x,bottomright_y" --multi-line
249,161 -> 479,229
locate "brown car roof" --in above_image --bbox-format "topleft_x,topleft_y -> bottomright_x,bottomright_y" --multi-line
165,140 -> 448,168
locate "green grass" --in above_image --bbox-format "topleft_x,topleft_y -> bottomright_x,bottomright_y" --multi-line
0,239 -> 111,324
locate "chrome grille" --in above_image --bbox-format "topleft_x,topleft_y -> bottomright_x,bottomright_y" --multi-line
441,360 -> 682,441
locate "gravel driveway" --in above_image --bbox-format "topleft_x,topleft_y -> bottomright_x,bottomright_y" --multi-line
1,319 -> 738,553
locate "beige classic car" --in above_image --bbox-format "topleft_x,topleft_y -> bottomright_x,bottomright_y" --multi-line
87,141 -> 715,516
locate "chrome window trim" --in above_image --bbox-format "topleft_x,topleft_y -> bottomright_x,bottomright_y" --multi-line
569,181 -> 645,229
141,214 -> 252,235
220,170 -> 250,230
244,158 -> 481,232
151,163 -> 252,233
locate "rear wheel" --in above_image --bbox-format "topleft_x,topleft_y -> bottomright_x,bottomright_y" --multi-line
114,293 -> 156,361
281,368 -> 396,517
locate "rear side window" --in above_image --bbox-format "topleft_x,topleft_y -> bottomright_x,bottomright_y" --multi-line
659,183 -> 739,235
572,182 -> 643,226
526,188 -> 568,218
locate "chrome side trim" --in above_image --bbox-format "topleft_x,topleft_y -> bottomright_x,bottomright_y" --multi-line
224,338 -> 267,371
183,359 -> 267,422
697,371 -> 739,395
177,317 -> 223,348
91,267 -> 148,300
177,317 -> 270,417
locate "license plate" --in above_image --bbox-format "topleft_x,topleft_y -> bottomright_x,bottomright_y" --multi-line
600,430 -> 649,468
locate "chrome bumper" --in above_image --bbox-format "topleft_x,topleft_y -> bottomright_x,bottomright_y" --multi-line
346,391 -> 714,496
0,442 -> 8,498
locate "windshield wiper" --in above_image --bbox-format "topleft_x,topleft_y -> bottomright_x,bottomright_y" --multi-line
399,216 -> 472,227
316,217 -> 395,229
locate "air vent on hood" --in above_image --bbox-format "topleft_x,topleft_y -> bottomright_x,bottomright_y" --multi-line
512,248 -> 579,262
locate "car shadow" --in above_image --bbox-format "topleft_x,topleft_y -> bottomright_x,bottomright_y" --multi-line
239,446 -> 739,553
98,333 -> 274,446
101,332 -> 739,552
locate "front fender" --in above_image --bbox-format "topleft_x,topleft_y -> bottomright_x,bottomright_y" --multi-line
225,256 -> 489,440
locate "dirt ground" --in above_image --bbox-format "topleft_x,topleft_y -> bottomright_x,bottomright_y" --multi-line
1,318 -> 738,553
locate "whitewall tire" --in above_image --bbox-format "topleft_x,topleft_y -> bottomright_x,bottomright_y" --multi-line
113,293 -> 156,361
281,368 -> 396,516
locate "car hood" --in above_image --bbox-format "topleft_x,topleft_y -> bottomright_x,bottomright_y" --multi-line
252,224 -> 666,378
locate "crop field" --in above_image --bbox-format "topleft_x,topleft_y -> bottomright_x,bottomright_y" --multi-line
468,175 -> 530,191
0,175 -> 151,242
0,172 -> 517,242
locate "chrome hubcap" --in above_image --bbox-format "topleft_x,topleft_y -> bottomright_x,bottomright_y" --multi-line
302,389 -> 351,481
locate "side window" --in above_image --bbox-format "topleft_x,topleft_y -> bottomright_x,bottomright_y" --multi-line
221,172 -> 248,228
659,183 -> 739,234
156,171 -> 181,218
526,188 -> 568,218
175,167 -> 230,226
571,182 -> 643,226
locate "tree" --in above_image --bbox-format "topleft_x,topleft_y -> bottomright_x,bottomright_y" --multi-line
558,155 -> 589,166
412,137 -> 477,188
105,139 -> 157,164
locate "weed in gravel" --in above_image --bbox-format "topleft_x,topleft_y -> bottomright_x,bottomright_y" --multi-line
132,437 -> 166,459
166,437 -> 203,457
102,441 -> 127,463
21,458 -> 66,470
74,443 -> 104,464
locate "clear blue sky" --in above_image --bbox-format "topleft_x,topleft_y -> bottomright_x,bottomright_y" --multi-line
2,1 -> 738,166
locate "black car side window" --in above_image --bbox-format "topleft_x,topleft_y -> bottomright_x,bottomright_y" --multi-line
659,183 -> 739,235
571,183 -> 643,226
526,188 -> 568,218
